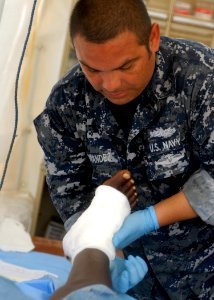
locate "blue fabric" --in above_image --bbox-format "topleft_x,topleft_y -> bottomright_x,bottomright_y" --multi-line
0,250 -> 71,299
0,276 -> 33,300
63,284 -> 136,300
15,276 -> 55,300
0,251 -> 138,300
0,278 -> 136,300
0,250 -> 71,287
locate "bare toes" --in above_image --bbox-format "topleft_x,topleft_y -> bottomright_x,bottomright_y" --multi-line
130,194 -> 138,208
102,169 -> 132,190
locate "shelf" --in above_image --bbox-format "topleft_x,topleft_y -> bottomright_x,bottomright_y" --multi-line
32,236 -> 64,256
148,10 -> 168,20
149,10 -> 214,29
173,14 -> 214,29
146,0 -> 214,48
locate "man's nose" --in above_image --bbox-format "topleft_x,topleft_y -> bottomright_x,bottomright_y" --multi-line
101,71 -> 121,92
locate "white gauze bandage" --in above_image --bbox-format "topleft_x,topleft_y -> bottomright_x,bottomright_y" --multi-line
63,185 -> 131,262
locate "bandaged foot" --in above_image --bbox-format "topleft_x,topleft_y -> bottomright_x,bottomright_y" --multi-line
63,184 -> 131,263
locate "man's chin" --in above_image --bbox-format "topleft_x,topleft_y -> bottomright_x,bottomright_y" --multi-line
107,97 -> 135,105
104,94 -> 135,105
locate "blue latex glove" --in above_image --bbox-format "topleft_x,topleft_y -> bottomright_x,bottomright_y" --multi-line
113,206 -> 159,249
110,255 -> 148,294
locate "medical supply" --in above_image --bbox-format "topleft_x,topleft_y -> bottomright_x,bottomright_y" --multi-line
63,185 -> 130,262
195,1 -> 214,20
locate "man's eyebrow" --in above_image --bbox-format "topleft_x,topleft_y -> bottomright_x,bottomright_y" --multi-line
79,60 -> 99,71
118,57 -> 139,69
79,57 -> 139,72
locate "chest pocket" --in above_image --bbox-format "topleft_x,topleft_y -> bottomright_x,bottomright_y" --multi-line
144,124 -> 190,181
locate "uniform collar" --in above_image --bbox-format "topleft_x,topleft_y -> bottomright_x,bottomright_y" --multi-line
151,49 -> 175,100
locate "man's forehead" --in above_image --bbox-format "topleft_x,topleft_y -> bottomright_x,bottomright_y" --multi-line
74,32 -> 146,72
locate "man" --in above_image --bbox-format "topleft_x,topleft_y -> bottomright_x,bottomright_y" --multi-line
34,0 -> 214,298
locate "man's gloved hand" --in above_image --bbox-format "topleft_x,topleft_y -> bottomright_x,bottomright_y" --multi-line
110,255 -> 148,294
113,206 -> 159,249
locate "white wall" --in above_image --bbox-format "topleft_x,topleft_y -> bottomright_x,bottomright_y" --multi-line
0,0 -> 75,234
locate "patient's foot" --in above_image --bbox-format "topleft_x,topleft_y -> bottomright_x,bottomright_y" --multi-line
103,170 -> 138,207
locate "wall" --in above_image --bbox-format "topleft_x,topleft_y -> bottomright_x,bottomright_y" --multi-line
0,0 -> 75,234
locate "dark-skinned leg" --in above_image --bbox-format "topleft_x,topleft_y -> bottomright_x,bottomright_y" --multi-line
50,249 -> 111,300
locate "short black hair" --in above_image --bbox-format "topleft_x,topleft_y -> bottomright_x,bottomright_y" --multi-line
70,0 -> 151,46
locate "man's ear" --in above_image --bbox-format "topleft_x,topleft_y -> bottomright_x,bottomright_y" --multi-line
149,23 -> 160,52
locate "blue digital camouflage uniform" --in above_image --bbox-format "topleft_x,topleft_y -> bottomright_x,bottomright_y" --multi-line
34,37 -> 214,299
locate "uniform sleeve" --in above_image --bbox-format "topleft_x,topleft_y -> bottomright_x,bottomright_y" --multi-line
34,85 -> 95,224
182,73 -> 214,225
